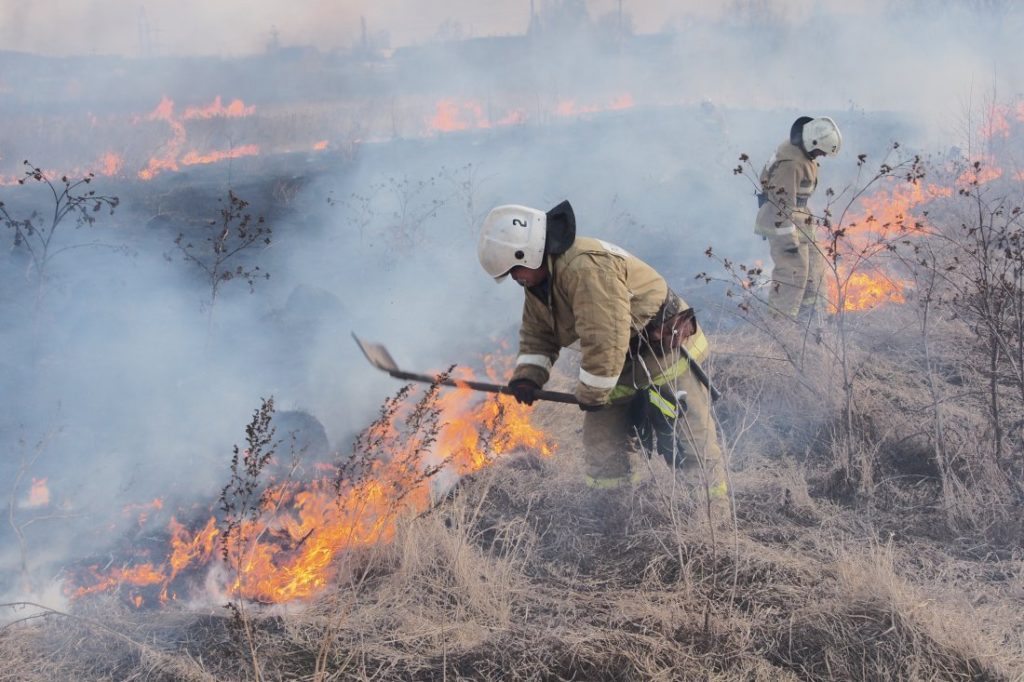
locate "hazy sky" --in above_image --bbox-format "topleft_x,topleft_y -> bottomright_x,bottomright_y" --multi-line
0,0 -> 876,57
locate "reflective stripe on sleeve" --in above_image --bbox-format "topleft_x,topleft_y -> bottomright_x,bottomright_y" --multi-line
709,480 -> 729,499
579,367 -> 619,389
516,354 -> 552,370
608,384 -> 635,401
648,388 -> 678,419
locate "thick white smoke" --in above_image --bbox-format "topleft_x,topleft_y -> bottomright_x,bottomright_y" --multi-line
1,0 -> 1022,606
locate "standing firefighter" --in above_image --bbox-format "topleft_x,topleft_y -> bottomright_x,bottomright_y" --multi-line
755,116 -> 842,319
477,200 -> 728,515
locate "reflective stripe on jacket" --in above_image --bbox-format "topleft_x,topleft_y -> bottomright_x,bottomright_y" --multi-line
606,327 -> 710,402
510,237 -> 668,405
754,141 -> 819,239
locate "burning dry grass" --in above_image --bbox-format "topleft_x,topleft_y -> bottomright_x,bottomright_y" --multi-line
4,309 -> 1024,679
4,434 -> 1021,680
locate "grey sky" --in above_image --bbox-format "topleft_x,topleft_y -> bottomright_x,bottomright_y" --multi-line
1,1 -> 875,57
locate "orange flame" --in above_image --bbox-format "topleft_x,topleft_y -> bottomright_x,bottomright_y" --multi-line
27,478 -> 50,508
123,498 -> 164,527
97,152 -> 123,176
137,96 -> 257,180
554,94 -> 635,118
182,96 -> 255,120
841,271 -> 907,310
427,94 -> 634,135
180,144 -> 260,167
957,159 -> 1003,186
138,96 -> 186,180
69,370 -> 554,606
981,104 -> 1011,140
828,181 -> 953,311
429,99 -> 485,132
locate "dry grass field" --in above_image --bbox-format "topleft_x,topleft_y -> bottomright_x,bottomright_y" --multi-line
2,312 -> 1022,681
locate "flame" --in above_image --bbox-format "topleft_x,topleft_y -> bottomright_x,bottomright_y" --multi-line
841,271 -> 907,309
137,96 -> 257,180
427,94 -> 634,135
123,498 -> 164,527
180,144 -> 260,167
554,100 -> 578,117
68,369 -> 554,606
26,478 -> 50,508
429,99 -> 486,132
138,96 -> 186,180
182,96 -> 255,120
5,91 -> 640,181
957,159 -> 1003,186
981,104 -> 1011,140
828,181 -> 953,311
554,94 -> 634,118
97,152 -> 123,176
123,498 -> 164,514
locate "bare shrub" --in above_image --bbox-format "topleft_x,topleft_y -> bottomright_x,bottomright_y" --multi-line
0,161 -> 120,307
168,190 -> 271,334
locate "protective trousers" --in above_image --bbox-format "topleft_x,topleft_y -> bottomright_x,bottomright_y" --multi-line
767,230 -> 825,319
581,342 -> 727,503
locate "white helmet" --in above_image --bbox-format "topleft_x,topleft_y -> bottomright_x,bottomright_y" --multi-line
477,204 -> 547,281
802,117 -> 842,157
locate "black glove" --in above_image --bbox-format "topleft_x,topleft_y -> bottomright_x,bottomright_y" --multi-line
578,402 -> 605,412
507,379 -> 540,406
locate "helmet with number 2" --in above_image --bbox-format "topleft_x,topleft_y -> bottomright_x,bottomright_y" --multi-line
477,204 -> 547,281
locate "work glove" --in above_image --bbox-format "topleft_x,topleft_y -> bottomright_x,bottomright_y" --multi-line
507,378 -> 540,406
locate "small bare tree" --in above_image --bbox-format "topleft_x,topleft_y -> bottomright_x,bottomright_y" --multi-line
439,163 -> 492,235
327,186 -> 379,243
0,161 -> 119,307
381,174 -> 444,253
169,190 -> 271,334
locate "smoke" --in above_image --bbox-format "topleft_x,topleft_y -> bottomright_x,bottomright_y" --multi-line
2,0 -> 1024,604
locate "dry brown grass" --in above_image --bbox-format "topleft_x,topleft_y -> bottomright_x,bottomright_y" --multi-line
3,314 -> 1023,680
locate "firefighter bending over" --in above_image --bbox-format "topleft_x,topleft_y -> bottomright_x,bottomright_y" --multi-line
755,116 -> 842,319
477,200 -> 728,515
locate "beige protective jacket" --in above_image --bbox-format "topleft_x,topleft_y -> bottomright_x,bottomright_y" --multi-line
510,237 -> 668,405
754,141 -> 819,239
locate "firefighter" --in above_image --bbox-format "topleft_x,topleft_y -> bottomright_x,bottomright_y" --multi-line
755,116 -> 842,319
477,200 -> 728,515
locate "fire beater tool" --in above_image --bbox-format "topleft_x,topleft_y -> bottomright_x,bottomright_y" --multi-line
352,333 -> 580,404
678,344 -> 722,402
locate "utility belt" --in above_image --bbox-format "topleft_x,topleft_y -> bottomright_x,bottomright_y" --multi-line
757,194 -> 809,208
629,289 -> 698,356
612,290 -> 709,405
